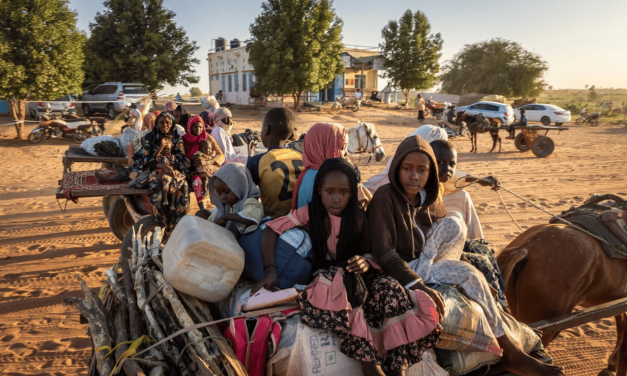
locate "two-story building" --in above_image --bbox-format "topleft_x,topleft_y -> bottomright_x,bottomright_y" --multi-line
207,39 -> 384,105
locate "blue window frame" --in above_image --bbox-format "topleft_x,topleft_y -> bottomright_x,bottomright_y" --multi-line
234,73 -> 239,92
249,72 -> 254,86
243,58 -> 246,63
242,73 -> 247,92
222,75 -> 226,93
228,74 -> 232,92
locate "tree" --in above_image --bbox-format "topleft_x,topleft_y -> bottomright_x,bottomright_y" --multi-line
440,38 -> 548,98
379,9 -> 443,106
189,87 -> 203,97
0,0 -> 85,139
588,85 -> 598,101
84,0 -> 199,90
247,0 -> 344,108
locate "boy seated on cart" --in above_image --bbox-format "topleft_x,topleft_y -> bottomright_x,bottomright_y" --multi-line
507,108 -> 527,139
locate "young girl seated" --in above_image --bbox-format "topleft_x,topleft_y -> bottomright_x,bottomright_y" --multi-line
369,135 -> 563,376
252,158 -> 441,376
149,139 -> 187,211
197,163 -> 264,238
190,138 -> 222,197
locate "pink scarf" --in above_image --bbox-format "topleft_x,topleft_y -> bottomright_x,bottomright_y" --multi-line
182,115 -> 207,158
291,122 -> 347,209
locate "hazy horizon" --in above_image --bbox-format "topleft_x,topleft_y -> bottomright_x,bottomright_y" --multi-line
68,0 -> 627,95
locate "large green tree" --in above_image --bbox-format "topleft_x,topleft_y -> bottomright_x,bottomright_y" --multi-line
247,0 -> 344,108
380,9 -> 443,106
440,38 -> 548,97
84,0 -> 199,90
0,0 -> 85,139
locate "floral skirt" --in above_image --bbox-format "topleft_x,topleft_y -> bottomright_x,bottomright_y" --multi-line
297,267 -> 442,373
148,170 -> 189,227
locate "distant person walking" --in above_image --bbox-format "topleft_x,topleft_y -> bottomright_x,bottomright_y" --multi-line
416,94 -> 426,122
216,90 -> 224,104
383,84 -> 391,104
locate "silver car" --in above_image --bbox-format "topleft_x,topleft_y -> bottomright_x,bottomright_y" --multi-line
81,82 -> 150,119
28,94 -> 78,119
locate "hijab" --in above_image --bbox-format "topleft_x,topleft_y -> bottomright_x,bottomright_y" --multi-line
308,158 -> 368,271
182,115 -> 207,158
208,163 -> 261,237
410,125 -> 448,143
291,122 -> 348,209
214,108 -> 233,133
164,101 -> 176,113
175,104 -> 191,127
199,110 -> 215,132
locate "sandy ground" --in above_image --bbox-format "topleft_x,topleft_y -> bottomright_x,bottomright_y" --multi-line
0,107 -> 625,375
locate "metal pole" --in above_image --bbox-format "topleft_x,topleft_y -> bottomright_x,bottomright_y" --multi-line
361,62 -> 364,93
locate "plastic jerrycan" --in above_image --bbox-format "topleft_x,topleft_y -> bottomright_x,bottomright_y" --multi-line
163,215 -> 245,302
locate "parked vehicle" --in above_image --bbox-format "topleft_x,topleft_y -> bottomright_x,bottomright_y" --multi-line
82,82 -> 150,119
425,98 -> 448,120
28,104 -> 105,144
28,94 -> 78,119
456,101 -> 515,126
514,103 -> 571,126
332,95 -> 361,112
575,108 -> 600,126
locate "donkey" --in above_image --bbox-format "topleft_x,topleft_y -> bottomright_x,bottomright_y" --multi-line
457,111 -> 502,153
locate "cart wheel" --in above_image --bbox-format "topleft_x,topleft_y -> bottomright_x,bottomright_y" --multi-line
514,133 -> 531,152
531,136 -> 555,158
120,216 -> 164,258
108,196 -> 135,241
102,195 -> 115,218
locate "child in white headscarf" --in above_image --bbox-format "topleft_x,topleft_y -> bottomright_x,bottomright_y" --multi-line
210,108 -> 248,164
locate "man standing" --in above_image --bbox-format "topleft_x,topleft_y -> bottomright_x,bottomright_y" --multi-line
354,89 -> 362,100
416,94 -> 425,122
383,84 -> 391,104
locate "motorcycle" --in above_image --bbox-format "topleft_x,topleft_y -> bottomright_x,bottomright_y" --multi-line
28,104 -> 106,144
425,98 -> 449,120
438,120 -> 469,139
332,95 -> 361,112
575,108 -> 599,126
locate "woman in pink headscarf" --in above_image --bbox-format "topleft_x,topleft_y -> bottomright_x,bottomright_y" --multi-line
291,122 -> 348,210
183,115 -> 225,209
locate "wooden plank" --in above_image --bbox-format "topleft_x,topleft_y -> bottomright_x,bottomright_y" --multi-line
529,297 -> 627,335
65,147 -> 127,163
56,188 -> 151,199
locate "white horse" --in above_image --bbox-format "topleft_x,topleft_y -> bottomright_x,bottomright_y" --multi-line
284,121 -> 385,163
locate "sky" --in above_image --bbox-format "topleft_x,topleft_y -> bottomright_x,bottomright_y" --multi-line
68,0 -> 627,95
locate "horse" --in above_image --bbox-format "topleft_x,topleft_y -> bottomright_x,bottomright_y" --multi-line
286,121 -> 386,164
497,225 -> 627,376
456,111 -> 502,153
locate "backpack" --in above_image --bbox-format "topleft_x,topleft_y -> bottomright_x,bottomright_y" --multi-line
223,315 -> 282,376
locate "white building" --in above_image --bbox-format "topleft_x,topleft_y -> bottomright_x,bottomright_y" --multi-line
207,38 -> 256,105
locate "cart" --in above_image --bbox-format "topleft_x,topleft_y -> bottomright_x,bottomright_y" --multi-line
507,124 -> 569,158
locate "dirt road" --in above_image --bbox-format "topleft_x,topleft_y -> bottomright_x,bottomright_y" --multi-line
0,107 -> 624,375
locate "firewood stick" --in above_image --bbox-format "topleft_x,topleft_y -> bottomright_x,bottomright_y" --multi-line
178,292 -> 246,376
106,267 -> 127,304
153,271 -> 222,375
120,255 -> 143,342
148,366 -> 165,376
64,274 -> 114,376
134,265 -> 165,362
151,227 -> 162,257
113,302 -> 130,367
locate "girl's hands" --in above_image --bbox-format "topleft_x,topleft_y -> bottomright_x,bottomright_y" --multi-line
411,281 -> 446,321
251,268 -> 278,295
214,216 -> 228,227
346,255 -> 370,274
193,158 -> 203,167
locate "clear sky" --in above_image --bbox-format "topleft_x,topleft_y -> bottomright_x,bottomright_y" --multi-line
68,0 -> 627,95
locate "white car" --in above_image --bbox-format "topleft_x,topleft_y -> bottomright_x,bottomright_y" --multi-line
514,104 -> 571,126
456,101 -> 515,126
28,94 -> 78,119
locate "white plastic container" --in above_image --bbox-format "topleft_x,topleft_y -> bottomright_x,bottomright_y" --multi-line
163,215 -> 245,302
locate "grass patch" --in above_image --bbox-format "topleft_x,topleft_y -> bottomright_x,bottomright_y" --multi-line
538,89 -> 627,125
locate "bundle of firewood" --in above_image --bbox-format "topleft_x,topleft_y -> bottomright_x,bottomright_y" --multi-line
64,227 -> 247,376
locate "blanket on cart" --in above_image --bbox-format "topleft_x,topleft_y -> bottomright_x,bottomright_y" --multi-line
60,169 -> 130,203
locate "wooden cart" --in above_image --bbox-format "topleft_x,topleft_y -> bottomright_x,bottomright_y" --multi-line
507,124 -> 569,158
62,145 -> 127,175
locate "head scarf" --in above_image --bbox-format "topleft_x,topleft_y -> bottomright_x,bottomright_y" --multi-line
213,107 -> 233,132
152,111 -> 179,140
209,163 -> 261,237
182,115 -> 207,158
164,101 -> 176,112
199,110 -> 215,132
291,122 -> 347,209
308,158 -> 368,272
174,104 -> 191,127
410,125 -> 448,143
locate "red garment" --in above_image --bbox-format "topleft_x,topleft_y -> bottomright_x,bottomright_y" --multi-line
182,115 -> 207,158
291,122 -> 347,209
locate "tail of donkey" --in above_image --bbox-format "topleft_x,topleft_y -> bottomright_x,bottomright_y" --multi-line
496,245 -> 529,313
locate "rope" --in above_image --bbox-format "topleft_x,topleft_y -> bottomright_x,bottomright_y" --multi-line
455,175 -> 619,249
175,335 -> 231,363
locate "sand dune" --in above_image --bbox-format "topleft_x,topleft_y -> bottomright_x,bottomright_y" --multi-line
0,107 -> 624,375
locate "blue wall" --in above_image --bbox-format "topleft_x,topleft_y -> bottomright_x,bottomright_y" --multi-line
319,74 -> 344,102
0,100 -> 9,115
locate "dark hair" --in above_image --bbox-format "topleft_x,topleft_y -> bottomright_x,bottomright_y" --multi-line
520,108 -> 526,114
263,107 -> 296,140
199,139 -> 210,147
429,139 -> 456,152
308,158 -> 369,271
